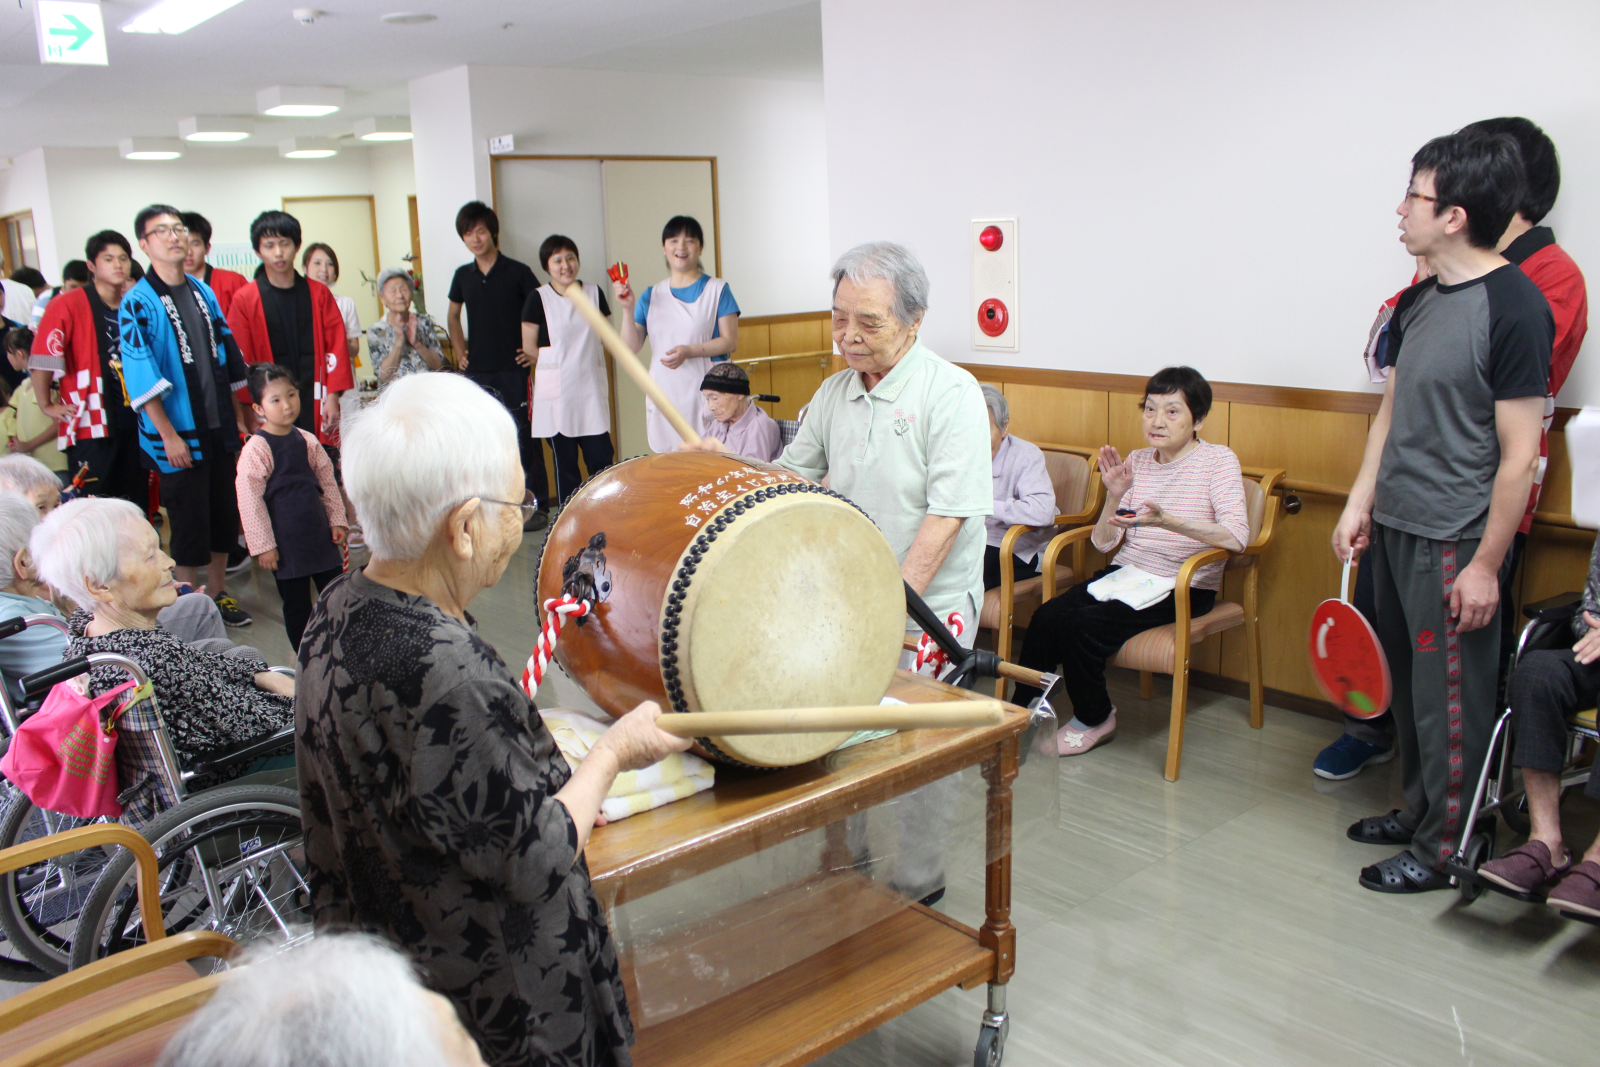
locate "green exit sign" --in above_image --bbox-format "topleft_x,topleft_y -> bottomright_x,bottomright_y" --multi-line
36,1 -> 108,66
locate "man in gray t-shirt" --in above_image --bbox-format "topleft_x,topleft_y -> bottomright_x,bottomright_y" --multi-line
1334,131 -> 1549,894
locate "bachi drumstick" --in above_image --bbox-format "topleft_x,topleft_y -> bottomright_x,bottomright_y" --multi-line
898,639 -> 1055,689
563,282 -> 704,446
657,702 -> 1006,737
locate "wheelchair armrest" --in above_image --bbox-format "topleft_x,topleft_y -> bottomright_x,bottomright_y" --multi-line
0,617 -> 26,641
18,657 -> 91,702
186,725 -> 295,778
1523,592 -> 1582,620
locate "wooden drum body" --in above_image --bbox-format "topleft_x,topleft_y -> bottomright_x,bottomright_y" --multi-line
536,453 -> 905,766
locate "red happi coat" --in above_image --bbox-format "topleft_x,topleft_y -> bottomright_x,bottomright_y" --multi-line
227,275 -> 354,446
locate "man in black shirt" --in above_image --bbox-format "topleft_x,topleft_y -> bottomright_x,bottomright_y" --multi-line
447,201 -> 548,529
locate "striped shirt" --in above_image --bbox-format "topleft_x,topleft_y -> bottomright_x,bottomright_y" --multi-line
1106,441 -> 1249,591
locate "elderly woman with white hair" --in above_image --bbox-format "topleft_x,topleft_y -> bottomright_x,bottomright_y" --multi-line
0,454 -> 62,516
30,498 -> 295,805
981,383 -> 1056,590
367,268 -> 443,387
296,373 -> 689,1067
159,934 -> 486,1067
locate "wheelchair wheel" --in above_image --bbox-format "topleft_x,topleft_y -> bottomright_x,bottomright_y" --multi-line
0,789 -> 111,974
69,785 -> 310,970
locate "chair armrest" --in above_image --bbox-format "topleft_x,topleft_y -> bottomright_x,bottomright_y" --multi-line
1041,526 -> 1097,601
1523,592 -> 1582,619
0,932 -> 238,1036
0,825 -> 164,946
4,973 -> 227,1067
187,725 -> 295,779
1173,548 -> 1230,623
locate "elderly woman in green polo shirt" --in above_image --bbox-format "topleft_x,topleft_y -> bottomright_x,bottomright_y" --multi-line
685,241 -> 991,904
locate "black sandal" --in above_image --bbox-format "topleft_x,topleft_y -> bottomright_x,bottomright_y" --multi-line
1359,851 -> 1452,894
1347,809 -> 1414,846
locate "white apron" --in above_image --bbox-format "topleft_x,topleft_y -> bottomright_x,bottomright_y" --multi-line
643,276 -> 724,453
531,282 -> 611,438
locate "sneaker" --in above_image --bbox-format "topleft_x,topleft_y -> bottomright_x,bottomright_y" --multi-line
1313,734 -> 1395,780
213,593 -> 252,628
1056,710 -> 1116,756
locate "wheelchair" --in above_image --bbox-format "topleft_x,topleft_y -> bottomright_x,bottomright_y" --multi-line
0,616 -> 309,976
1444,594 -> 1597,904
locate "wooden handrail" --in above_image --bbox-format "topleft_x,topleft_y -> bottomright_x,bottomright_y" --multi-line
1277,479 -> 1591,531
733,349 -> 833,366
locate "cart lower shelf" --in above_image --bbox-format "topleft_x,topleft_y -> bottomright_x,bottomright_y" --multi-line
631,903 -> 994,1067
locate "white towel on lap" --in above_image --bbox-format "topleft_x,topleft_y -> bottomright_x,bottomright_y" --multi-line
1086,565 -> 1176,610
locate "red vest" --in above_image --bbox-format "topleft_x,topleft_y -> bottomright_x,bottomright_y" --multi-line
227,276 -> 354,446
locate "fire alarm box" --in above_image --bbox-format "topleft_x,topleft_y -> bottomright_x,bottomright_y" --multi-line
971,218 -> 1017,351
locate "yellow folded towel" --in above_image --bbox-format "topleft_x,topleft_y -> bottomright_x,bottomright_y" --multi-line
540,709 -> 716,822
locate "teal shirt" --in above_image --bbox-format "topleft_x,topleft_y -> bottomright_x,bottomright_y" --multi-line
777,340 -> 991,628
0,592 -> 67,706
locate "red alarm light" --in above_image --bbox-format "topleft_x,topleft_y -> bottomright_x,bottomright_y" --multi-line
979,225 -> 1004,252
978,298 -> 1008,337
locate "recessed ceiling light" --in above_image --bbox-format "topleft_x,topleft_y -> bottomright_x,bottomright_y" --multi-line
280,137 -> 339,159
257,85 -> 344,118
353,116 -> 412,142
179,115 -> 253,141
123,0 -> 247,34
120,137 -> 183,160
380,12 -> 436,24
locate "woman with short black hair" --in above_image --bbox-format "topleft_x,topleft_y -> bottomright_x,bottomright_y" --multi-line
609,215 -> 741,453
1012,366 -> 1250,756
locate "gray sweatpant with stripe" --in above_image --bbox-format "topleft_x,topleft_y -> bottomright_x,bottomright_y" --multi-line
1370,523 -> 1504,871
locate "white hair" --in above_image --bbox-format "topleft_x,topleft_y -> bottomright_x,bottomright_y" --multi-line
157,934 -> 456,1067
29,497 -> 146,610
0,492 -> 40,589
830,241 -> 930,327
980,383 -> 1009,429
342,373 -> 520,561
0,455 -> 61,499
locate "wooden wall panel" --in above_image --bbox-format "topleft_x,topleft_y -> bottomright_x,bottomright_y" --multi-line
1218,404 -> 1370,699
767,356 -> 831,421
739,323 -> 771,360
1001,385 -> 1107,447
1108,392 -> 1146,458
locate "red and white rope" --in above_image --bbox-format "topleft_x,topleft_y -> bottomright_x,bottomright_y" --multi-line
913,612 -> 966,677
521,595 -> 593,696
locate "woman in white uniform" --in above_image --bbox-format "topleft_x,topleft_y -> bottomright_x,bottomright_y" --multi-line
521,235 -> 614,504
612,216 -> 740,453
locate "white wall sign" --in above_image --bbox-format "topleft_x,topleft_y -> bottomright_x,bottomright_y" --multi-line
35,1 -> 108,65
488,134 -> 514,155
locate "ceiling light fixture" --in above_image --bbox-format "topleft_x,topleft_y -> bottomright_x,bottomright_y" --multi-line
257,85 -> 344,118
379,12 -> 436,24
353,116 -> 412,142
179,115 -> 253,141
279,137 -> 339,159
123,0 -> 247,34
120,138 -> 183,160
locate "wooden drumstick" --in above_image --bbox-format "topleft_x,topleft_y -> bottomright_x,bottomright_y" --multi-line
898,638 -> 1055,689
563,282 -> 704,446
657,702 -> 1006,737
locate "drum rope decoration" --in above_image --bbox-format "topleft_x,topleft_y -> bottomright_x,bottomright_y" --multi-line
536,452 -> 909,769
521,594 -> 594,696
912,612 -> 965,677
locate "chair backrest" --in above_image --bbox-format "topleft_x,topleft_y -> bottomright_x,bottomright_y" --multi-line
1227,468 -> 1285,571
1033,442 -> 1098,518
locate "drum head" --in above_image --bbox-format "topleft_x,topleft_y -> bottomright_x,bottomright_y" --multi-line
675,491 -> 905,766
1307,598 -> 1392,718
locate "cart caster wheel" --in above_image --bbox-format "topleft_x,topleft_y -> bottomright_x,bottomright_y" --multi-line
1456,831 -> 1495,903
975,1020 -> 1007,1067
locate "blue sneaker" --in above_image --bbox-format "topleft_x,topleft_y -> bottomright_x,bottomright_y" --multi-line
1313,734 -> 1395,781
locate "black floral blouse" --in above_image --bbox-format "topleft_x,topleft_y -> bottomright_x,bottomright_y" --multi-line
296,569 -> 632,1067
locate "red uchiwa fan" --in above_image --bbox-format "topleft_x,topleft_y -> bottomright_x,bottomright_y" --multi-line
1307,557 -> 1391,718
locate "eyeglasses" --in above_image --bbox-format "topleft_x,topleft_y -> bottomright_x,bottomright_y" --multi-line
476,491 -> 541,524
1403,189 -> 1439,205
142,224 -> 189,240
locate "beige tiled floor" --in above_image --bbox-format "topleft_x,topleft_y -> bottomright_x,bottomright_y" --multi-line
16,533 -> 1598,1066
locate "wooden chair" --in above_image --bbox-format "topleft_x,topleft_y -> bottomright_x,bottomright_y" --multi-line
0,825 -> 238,1067
1039,467 -> 1284,781
981,442 -> 1104,697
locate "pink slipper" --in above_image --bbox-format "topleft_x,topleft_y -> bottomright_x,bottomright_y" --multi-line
1057,711 -> 1116,757
1477,840 -> 1569,899
1548,861 -> 1600,920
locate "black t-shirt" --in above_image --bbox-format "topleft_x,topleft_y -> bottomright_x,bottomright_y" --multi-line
447,254 -> 540,375
519,284 -> 610,349
257,273 -> 316,383
84,285 -> 133,427
166,283 -> 223,431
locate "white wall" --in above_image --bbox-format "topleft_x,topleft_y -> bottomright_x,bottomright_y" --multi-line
0,149 -> 59,277
821,0 -> 1600,407
408,64 -> 831,319
34,145 -> 414,293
